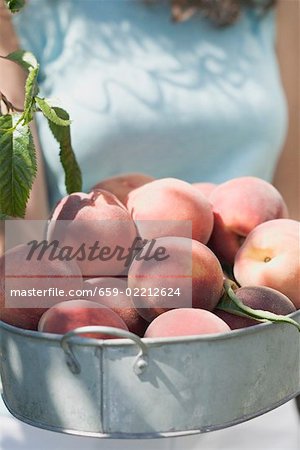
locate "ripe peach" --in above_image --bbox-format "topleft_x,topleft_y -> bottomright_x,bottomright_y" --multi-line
91,173 -> 155,205
215,286 -> 296,329
144,308 -> 230,338
127,178 -> 214,243
128,236 -> 224,322
192,182 -> 217,198
47,190 -> 138,278
233,219 -> 300,309
0,244 -> 83,330
208,177 -> 289,265
82,277 -> 148,336
38,299 -> 128,338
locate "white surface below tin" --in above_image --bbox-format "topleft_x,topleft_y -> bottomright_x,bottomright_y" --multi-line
0,400 -> 299,450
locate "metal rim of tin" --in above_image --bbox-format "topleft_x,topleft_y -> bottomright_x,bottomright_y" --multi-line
1,310 -> 299,376
0,309 -> 299,345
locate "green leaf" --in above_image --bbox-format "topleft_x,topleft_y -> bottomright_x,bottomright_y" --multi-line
3,50 -> 38,72
0,51 -> 39,125
2,51 -> 40,125
216,279 -> 300,332
0,114 -> 37,217
22,66 -> 39,125
47,107 -> 82,193
35,97 -> 72,127
4,0 -> 25,13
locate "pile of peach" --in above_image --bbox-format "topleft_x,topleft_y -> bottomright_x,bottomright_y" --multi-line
0,173 -> 299,339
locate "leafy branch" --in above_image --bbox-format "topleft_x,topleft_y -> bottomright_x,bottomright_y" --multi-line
0,50 -> 82,217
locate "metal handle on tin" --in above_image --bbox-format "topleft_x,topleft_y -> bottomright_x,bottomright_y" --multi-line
60,326 -> 148,376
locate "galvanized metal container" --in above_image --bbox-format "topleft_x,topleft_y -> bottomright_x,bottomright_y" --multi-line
0,311 -> 299,439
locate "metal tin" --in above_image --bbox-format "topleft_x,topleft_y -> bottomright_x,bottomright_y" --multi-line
0,311 -> 299,439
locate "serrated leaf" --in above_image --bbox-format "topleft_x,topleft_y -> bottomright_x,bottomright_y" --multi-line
3,50 -> 38,72
0,114 -> 37,217
216,280 -> 300,332
35,97 -> 71,127
22,66 -> 39,125
47,107 -> 82,193
4,0 -> 25,13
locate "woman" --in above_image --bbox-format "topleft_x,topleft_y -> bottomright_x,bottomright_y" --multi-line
0,0 -> 298,217
0,1 -> 299,449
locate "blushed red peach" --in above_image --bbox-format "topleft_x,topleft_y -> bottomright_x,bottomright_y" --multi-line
38,299 -> 128,338
144,308 -> 230,338
128,236 -> 224,322
127,178 -> 214,243
233,219 -> 300,309
82,277 -> 148,336
0,244 -> 83,330
47,190 -> 138,278
215,285 -> 296,329
208,177 -> 289,265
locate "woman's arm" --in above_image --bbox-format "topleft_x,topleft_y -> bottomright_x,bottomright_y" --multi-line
0,1 -> 49,254
0,0 -> 25,109
0,0 -> 49,221
273,0 -> 299,220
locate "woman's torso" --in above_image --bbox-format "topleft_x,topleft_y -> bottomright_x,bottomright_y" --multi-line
13,0 -> 287,206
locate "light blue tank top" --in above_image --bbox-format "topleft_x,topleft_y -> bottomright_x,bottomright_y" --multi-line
13,0 -> 287,207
